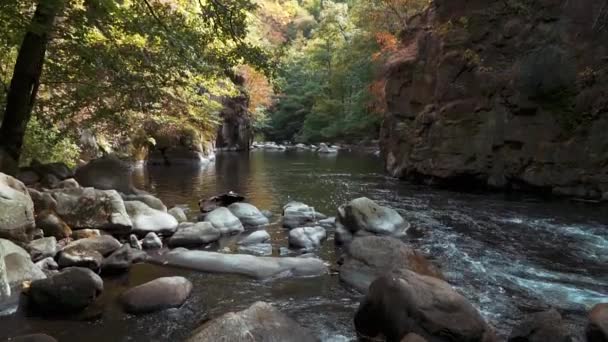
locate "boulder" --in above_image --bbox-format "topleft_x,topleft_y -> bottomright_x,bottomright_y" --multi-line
508,309 -> 573,342
227,202 -> 269,228
335,197 -> 408,245
237,243 -> 273,256
157,250 -> 328,279
0,242 -> 10,301
56,178 -> 80,190
123,193 -> 167,212
339,236 -> 442,293
587,303 -> 608,342
28,188 -> 57,213
28,267 -> 103,314
0,173 -> 36,242
198,191 -> 245,214
101,244 -> 147,274
71,229 -> 100,240
142,232 -> 163,249
27,237 -> 58,262
30,161 -> 73,181
10,334 -> 58,342
125,201 -> 178,236
238,230 -> 271,246
57,247 -> 103,271
318,217 -> 336,228
288,226 -> 327,250
120,276 -> 192,314
35,257 -> 59,276
50,187 -> 132,232
17,169 -> 41,186
168,207 -> 188,223
74,155 -> 139,194
63,235 -> 121,256
0,238 -> 30,259
203,207 -> 244,235
186,301 -> 317,342
129,234 -> 142,250
167,222 -> 221,248
5,253 -> 46,286
355,269 -> 494,342
282,202 -> 326,229
35,211 -> 71,240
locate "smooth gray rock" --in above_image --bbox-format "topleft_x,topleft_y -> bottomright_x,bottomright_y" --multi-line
35,257 -> 59,275
0,242 -> 10,300
35,211 -> 72,240
0,173 -> 36,242
123,194 -> 167,212
5,253 -> 46,286
203,207 -> 244,235
29,267 -> 103,314
129,234 -> 142,250
101,244 -> 147,274
57,248 -> 103,271
56,178 -> 80,189
120,276 -> 192,314
27,237 -> 58,262
336,197 -> 408,244
63,235 -> 121,256
237,230 -> 270,246
318,217 -> 336,228
288,226 -> 327,250
125,201 -> 178,236
142,232 -> 163,249
157,250 -> 328,279
187,301 -> 318,342
168,207 -> 188,223
0,238 -> 30,259
227,202 -> 269,228
237,243 -> 273,256
282,202 -> 326,229
168,222 -> 221,248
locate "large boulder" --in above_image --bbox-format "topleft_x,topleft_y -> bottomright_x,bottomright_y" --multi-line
0,173 -> 36,242
157,250 -> 328,280
203,207 -> 244,235
335,197 -> 408,245
339,236 -> 442,293
0,238 -> 30,259
120,276 -> 192,314
282,202 -> 326,229
62,235 -> 121,256
57,248 -> 103,271
27,237 -> 58,262
5,253 -> 46,287
167,222 -> 221,248
199,192 -> 245,214
508,309 -> 573,342
187,301 -> 318,342
125,201 -> 178,236
74,155 -> 138,194
227,202 -> 269,228
50,187 -> 132,233
28,267 -> 103,314
123,194 -> 167,212
28,188 -> 57,213
588,303 -> 608,342
101,244 -> 147,274
35,211 -> 71,240
355,270 -> 495,342
288,226 -> 327,250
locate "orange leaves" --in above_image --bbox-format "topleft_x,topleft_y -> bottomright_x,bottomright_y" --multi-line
372,31 -> 400,61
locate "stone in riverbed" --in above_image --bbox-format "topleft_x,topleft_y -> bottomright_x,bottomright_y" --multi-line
125,201 -> 178,236
157,250 -> 328,279
202,207 -> 244,235
27,237 -> 58,262
237,243 -> 273,256
56,178 -> 80,190
587,303 -> 608,342
0,238 -> 30,259
282,201 -> 326,229
122,193 -> 167,212
0,173 -> 36,242
129,234 -> 142,250
101,244 -> 148,274
237,230 -> 270,246
355,269 -> 495,342
29,267 -> 103,314
508,309 -> 573,342
57,247 -> 103,271
0,241 -> 8,301
186,301 -> 317,342
142,232 -> 163,249
35,211 -> 71,240
167,222 -> 221,248
63,235 -> 121,256
168,207 -> 188,223
289,226 -> 326,250
198,192 -> 245,214
71,229 -> 100,240
5,253 -> 46,287
227,202 -> 269,228
35,257 -> 59,276
339,236 -> 442,293
120,276 -> 192,314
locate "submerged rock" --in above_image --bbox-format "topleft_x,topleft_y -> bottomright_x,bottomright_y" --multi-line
288,226 -> 327,250
0,173 -> 36,242
508,309 -> 573,342
355,269 -> 495,342
282,202 -> 326,229
125,201 -> 178,236
123,194 -> 167,212
142,232 -> 163,249
186,301 -> 318,342
167,222 -> 221,248
203,207 -> 244,235
339,236 -> 442,293
101,244 -> 147,274
199,192 -> 245,214
157,250 -> 328,279
29,267 -> 103,314
227,202 -> 269,228
587,303 -> 608,342
120,276 -> 192,314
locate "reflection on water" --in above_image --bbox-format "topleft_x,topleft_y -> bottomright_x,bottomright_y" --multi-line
1,150 -> 607,341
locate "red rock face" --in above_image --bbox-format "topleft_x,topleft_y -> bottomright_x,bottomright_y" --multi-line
380,0 -> 608,199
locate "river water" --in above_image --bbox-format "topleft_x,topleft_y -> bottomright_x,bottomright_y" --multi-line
1,150 -> 607,341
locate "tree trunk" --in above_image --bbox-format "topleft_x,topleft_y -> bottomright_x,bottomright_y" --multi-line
0,0 -> 62,171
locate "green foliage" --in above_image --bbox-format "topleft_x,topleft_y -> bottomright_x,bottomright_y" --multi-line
21,116 -> 80,168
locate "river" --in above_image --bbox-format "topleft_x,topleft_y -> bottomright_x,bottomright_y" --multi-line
1,150 -> 606,341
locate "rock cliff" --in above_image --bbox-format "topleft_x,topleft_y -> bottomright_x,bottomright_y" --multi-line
216,75 -> 252,151
380,0 -> 608,199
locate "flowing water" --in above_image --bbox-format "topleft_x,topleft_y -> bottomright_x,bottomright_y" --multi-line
1,150 -> 607,341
